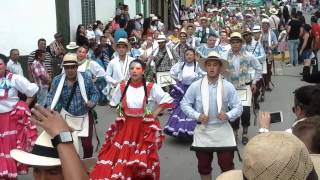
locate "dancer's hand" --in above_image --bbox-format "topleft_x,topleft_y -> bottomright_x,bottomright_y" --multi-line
217,112 -> 229,121
198,114 -> 209,124
30,104 -> 71,137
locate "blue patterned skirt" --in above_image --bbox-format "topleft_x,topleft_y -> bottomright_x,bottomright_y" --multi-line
164,82 -> 197,141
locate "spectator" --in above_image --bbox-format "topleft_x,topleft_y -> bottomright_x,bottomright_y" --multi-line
216,132 -> 318,180
134,14 -> 143,30
49,33 -> 67,59
103,23 -> 116,47
168,27 -> 181,44
125,19 -> 139,38
269,8 -> 281,37
86,24 -> 96,40
28,38 -> 53,80
76,24 -> 89,47
111,15 -> 121,31
115,2 -> 123,16
30,49 -> 51,106
142,17 -> 153,38
114,19 -> 128,42
287,13 -> 303,66
7,49 -> 23,76
299,24 -> 313,65
297,11 -> 306,25
94,20 -> 104,44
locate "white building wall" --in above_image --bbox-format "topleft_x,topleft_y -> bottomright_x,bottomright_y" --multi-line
95,0 -> 116,24
69,0 -> 82,42
0,0 -> 56,55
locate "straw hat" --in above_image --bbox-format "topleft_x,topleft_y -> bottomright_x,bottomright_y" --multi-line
198,51 -> 229,74
261,18 -> 270,24
230,32 -> 243,42
216,132 -> 315,180
310,154 -> 320,176
252,25 -> 262,33
156,34 -> 167,43
200,16 -> 209,21
62,53 -> 78,66
116,38 -> 130,49
10,131 -> 96,171
66,42 -> 79,50
151,16 -> 159,21
180,29 -> 187,36
269,8 -> 278,15
241,28 -> 252,36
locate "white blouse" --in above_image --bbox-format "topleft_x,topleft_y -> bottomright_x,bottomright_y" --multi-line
170,62 -> 206,85
110,82 -> 173,109
0,74 -> 38,113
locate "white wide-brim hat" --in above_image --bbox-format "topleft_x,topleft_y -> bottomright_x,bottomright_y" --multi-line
10,131 -> 96,170
156,34 -> 167,43
66,42 -> 79,50
198,51 -> 229,74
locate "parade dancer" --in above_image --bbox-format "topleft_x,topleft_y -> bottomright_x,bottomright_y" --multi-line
0,54 -> 38,179
90,60 -> 174,180
261,18 -> 278,92
196,34 -> 222,58
47,54 -> 99,158
181,51 -> 242,180
195,17 -> 215,44
104,38 -> 135,100
242,28 -> 266,110
172,29 -> 191,62
186,23 -> 199,49
164,49 -> 205,141
225,32 -> 262,145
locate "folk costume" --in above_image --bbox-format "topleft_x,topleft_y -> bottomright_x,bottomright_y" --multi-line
0,71 -> 38,179
90,80 -> 174,180
164,61 -> 205,140
180,52 -> 242,176
225,32 -> 262,145
47,54 -> 99,158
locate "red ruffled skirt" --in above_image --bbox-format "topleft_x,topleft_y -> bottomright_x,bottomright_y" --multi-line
90,116 -> 164,180
0,101 -> 38,179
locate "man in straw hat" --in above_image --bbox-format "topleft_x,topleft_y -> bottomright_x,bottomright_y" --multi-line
172,29 -> 191,61
104,38 -> 134,99
46,53 -> 99,159
181,51 -> 243,180
216,131 -> 319,180
225,32 -> 262,145
242,28 -> 266,109
269,7 -> 280,37
11,104 -> 96,180
261,18 -> 278,91
195,16 -> 215,44
186,23 -> 199,49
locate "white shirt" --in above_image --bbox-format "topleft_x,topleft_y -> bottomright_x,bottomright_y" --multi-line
106,55 -> 135,85
269,15 -> 280,30
76,59 -> 109,82
7,59 -> 24,76
95,29 -> 103,44
232,55 -> 241,76
0,74 -> 38,113
110,82 -> 173,109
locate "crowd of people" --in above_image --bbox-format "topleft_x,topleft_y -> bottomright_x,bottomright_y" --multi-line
0,0 -> 320,180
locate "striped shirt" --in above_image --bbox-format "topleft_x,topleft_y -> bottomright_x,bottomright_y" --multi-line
28,49 -> 53,77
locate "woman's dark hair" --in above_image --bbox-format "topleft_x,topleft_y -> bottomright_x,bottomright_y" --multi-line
303,24 -> 312,32
120,59 -> 148,104
294,85 -> 320,117
125,20 -> 136,37
76,24 -> 84,37
119,19 -> 127,28
35,49 -> 46,60
103,23 -> 112,34
115,15 -> 121,24
93,20 -> 103,31
182,48 -> 196,71
0,54 -> 8,64
143,17 -> 152,35
94,45 -> 102,59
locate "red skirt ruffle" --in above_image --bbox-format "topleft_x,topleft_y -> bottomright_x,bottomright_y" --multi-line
0,101 -> 38,179
90,116 -> 164,180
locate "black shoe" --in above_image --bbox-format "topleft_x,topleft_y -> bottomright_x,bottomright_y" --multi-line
242,135 -> 249,145
265,87 -> 272,92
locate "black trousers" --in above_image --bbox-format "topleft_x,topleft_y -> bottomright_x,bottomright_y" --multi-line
230,106 -> 251,131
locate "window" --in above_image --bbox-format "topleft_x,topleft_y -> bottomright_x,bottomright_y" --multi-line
81,0 -> 96,25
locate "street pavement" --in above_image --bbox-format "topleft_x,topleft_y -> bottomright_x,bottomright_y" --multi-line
19,63 -> 312,180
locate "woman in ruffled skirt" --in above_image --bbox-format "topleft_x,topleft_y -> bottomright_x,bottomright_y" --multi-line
0,54 -> 38,179
90,59 -> 174,180
164,49 -> 205,141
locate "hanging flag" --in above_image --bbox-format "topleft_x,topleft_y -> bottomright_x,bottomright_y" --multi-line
172,0 -> 180,27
